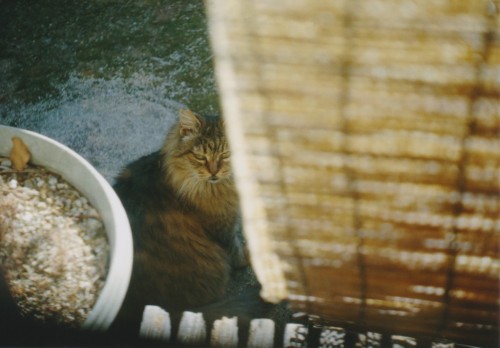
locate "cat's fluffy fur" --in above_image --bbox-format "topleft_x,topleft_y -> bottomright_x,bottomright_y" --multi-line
113,109 -> 249,328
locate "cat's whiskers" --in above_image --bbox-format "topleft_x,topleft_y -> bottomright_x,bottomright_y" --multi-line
174,171 -> 200,202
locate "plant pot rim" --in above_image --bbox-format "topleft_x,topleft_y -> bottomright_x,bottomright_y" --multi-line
0,125 -> 133,330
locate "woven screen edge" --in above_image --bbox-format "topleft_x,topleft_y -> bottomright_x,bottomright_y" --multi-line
206,0 -> 288,304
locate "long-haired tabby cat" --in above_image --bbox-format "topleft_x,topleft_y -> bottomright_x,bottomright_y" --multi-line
113,109 -> 265,337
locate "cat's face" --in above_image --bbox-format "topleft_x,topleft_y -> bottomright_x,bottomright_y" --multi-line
176,109 -> 232,184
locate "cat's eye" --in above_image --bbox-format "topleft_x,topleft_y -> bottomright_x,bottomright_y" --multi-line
221,152 -> 230,159
191,152 -> 206,161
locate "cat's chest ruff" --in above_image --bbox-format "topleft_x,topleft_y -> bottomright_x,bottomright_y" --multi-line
182,182 -> 237,216
191,197 -> 238,230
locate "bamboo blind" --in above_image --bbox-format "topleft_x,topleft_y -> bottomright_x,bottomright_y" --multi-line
207,0 -> 499,345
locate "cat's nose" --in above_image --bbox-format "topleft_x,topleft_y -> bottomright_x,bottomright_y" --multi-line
206,160 -> 219,176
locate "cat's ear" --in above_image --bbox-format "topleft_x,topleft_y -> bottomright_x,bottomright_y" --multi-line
179,109 -> 201,140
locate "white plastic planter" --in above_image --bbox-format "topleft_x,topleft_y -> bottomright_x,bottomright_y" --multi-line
0,125 -> 133,331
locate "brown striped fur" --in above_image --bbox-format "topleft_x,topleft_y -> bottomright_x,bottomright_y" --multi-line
113,109 -> 248,328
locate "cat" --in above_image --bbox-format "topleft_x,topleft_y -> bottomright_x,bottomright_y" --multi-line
112,108 -> 265,337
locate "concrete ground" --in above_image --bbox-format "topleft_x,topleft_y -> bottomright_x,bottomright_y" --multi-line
1,0 -> 218,181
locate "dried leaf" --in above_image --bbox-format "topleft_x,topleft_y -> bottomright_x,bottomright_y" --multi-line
9,137 -> 31,171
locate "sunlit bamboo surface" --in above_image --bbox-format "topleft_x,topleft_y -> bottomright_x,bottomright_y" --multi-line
207,0 -> 499,345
